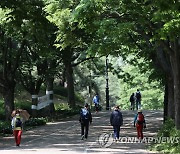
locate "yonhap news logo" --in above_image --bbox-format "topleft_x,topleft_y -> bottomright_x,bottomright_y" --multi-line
117,136 -> 180,144
97,133 -> 180,147
98,133 -> 114,147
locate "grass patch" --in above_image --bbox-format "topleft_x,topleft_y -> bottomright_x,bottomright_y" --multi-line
150,119 -> 180,153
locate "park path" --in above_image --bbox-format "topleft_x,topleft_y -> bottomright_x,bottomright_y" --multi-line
0,110 -> 163,154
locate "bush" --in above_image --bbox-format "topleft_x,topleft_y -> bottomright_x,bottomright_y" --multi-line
151,119 -> 180,153
0,121 -> 12,135
25,118 -> 47,127
0,100 -> 5,120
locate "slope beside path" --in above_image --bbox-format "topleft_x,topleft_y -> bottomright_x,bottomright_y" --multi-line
0,110 -> 163,154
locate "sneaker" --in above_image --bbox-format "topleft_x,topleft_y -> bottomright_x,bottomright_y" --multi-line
81,135 -> 84,140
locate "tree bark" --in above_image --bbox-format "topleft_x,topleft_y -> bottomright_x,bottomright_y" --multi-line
167,76 -> 175,120
169,40 -> 180,129
46,77 -> 55,114
164,84 -> 168,122
3,81 -> 16,120
31,94 -> 38,117
65,62 -> 75,107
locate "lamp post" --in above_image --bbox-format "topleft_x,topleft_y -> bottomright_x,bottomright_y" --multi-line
105,55 -> 109,110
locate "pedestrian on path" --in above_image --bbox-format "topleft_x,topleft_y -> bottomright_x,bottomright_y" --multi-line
110,106 -> 123,141
130,93 -> 136,110
135,89 -> 142,110
92,93 -> 100,113
79,103 -> 92,140
11,109 -> 23,146
134,109 -> 146,139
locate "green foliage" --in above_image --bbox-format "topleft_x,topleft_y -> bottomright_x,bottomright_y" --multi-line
53,85 -> 84,104
54,103 -> 81,119
14,101 -> 31,114
53,86 -> 68,97
0,121 -> 12,135
25,117 -> 47,126
117,62 -> 164,110
151,119 -> 180,153
0,100 -> 5,120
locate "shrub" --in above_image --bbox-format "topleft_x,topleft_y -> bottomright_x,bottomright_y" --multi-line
151,119 -> 180,153
25,118 -> 47,127
0,121 -> 12,135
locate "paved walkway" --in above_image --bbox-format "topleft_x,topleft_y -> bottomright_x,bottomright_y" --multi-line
0,110 -> 163,154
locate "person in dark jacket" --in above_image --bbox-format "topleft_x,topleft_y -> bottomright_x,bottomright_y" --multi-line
135,89 -> 142,110
79,103 -> 92,140
130,93 -> 135,110
110,106 -> 123,141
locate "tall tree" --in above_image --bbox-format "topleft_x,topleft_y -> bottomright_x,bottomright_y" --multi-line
0,8 -> 26,120
45,0 -> 98,107
72,0 -> 180,128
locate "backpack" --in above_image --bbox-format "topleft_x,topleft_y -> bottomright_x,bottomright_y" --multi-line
81,108 -> 89,120
136,92 -> 141,100
15,117 -> 22,128
137,113 -> 144,124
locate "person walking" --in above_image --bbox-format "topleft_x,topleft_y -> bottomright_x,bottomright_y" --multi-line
135,89 -> 142,110
110,106 -> 123,142
11,110 -> 23,146
130,93 -> 136,110
79,103 -> 92,140
134,109 -> 146,140
92,93 -> 100,113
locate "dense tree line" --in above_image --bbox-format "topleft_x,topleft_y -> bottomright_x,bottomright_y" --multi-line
0,0 -> 180,130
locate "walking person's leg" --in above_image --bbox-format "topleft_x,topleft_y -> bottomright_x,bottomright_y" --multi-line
81,123 -> 85,139
139,125 -> 143,139
132,101 -> 135,110
113,126 -> 118,140
117,126 -> 120,139
95,104 -> 98,112
17,130 -> 22,146
136,125 -> 141,139
136,100 -> 138,110
85,122 -> 89,139
130,102 -> 133,110
13,130 -> 18,146
138,100 -> 141,109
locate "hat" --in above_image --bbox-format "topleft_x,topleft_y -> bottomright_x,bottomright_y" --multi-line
138,109 -> 142,113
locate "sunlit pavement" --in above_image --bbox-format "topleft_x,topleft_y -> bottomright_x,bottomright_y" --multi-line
0,110 -> 163,154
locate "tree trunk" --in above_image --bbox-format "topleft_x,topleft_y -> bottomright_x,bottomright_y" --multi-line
167,76 -> 175,120
169,40 -> 180,129
164,84 -> 168,122
59,69 -> 66,87
3,82 -> 15,120
46,77 -> 55,114
31,94 -> 38,117
66,63 -> 75,107
173,68 -> 180,129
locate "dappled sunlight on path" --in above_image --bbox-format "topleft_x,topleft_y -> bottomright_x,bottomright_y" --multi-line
0,110 -> 163,154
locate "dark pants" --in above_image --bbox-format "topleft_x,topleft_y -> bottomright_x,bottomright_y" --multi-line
136,100 -> 141,110
130,101 -> 135,110
94,104 -> 99,112
81,122 -> 89,139
113,125 -> 120,139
